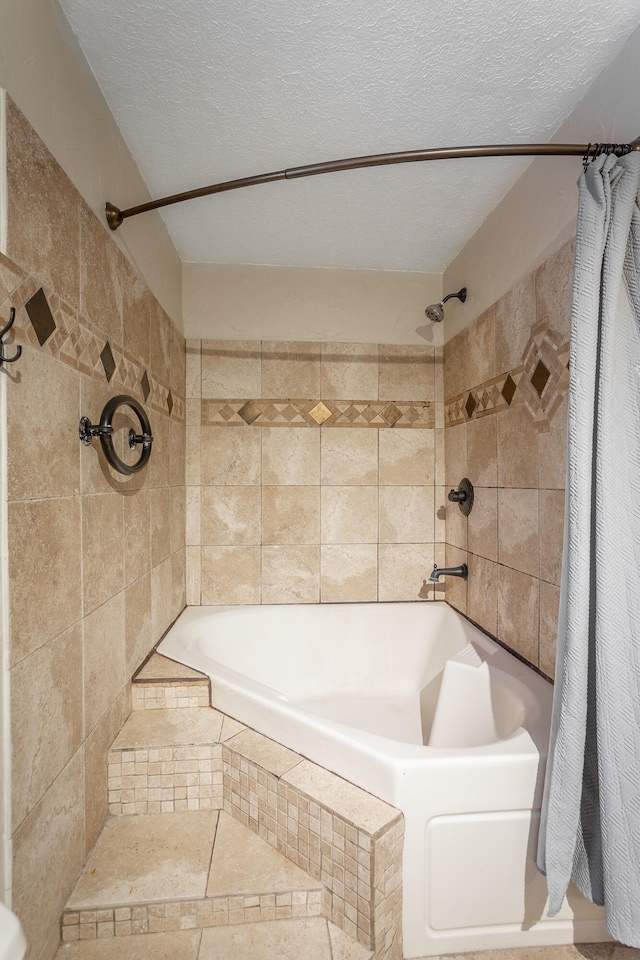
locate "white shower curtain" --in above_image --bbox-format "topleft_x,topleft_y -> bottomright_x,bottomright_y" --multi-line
537,149 -> 640,945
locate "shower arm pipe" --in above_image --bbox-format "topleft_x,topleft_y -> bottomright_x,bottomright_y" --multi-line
105,137 -> 640,230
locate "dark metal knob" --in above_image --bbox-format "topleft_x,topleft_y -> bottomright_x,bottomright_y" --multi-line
448,478 -> 474,516
448,489 -> 467,503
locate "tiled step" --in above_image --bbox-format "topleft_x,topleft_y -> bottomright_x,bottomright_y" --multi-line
61,811 -> 325,944
107,707 -> 244,814
132,653 -> 210,711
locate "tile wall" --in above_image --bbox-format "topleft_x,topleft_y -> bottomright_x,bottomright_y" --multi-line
2,100 -> 186,959
443,239 -> 574,678
185,341 -> 445,604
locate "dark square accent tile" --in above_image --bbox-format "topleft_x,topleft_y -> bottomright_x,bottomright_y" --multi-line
167,389 -> 173,415
141,370 -> 150,400
531,359 -> 550,398
464,392 -> 477,420
100,341 -> 116,382
501,374 -> 517,406
238,400 -> 261,425
381,403 -> 402,427
25,288 -> 56,346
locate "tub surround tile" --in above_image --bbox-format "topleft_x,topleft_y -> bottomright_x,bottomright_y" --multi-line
444,543 -> 468,614
379,431 -> 434,486
11,623 -> 84,829
68,811 -> 219,909
201,486 -> 261,546
377,344 -> 435,402
262,427 -> 320,485
82,493 -> 125,615
494,272 -> 537,374
282,760 -> 400,837
151,486 -> 172,566
123,489 -> 151,587
207,812 -> 318,896
83,593 -> 126,738
443,326 -> 469,399
467,555 -> 498,637
201,340 -> 261,399
321,343 -> 378,400
498,488 -> 539,577
535,239 -> 575,342
131,681 -> 210,712
466,305 -> 496,390
321,430 -> 378,486
467,486 -> 497,562
135,653 -> 206,682
379,487 -> 434,544
445,493 -> 467,551
539,488 -> 565,586
378,543 -> 437,602
497,404 -> 539,489
539,580 -> 561,679
84,687 -> 130,857
466,415 -> 497,487
201,546 -> 261,605
201,427 -> 261,486
227,729 -> 303,778
262,486 -> 320,544
261,545 -> 320,604
220,715 -> 247,742
79,201 -> 123,346
320,544 -> 378,603
444,422 -> 467,486
186,546 -> 201,604
261,341 -> 321,397
321,486 -> 378,544
55,930 -> 202,960
497,566 -> 540,667
112,708 -> 223,750
538,394 -> 568,490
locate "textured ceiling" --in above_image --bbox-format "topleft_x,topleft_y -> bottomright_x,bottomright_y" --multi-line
59,0 -> 640,271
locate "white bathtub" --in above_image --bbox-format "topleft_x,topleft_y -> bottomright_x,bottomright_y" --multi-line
159,601 -> 608,957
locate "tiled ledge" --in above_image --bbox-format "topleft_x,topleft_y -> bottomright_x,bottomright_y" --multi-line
105,704 -> 403,960
132,653 -> 211,710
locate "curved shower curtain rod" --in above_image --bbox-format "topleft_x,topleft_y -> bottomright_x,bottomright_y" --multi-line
105,137 -> 640,231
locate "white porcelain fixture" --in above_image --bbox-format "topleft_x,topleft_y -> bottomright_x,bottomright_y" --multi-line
159,602 -> 609,957
0,903 -> 26,960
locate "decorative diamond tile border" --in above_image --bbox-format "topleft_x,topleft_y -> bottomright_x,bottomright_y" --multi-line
445,319 -> 569,432
0,251 -> 186,424
202,398 -> 435,429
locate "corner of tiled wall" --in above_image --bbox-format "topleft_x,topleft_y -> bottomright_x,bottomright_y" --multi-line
443,239 -> 574,679
2,98 -> 186,958
185,339 -> 446,606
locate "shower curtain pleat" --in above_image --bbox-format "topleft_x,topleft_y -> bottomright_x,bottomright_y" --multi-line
537,150 -> 640,946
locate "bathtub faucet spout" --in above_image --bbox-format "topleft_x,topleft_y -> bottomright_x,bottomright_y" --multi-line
428,563 -> 468,583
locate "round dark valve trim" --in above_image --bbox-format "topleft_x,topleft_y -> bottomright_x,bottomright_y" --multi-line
99,395 -> 153,475
448,477 -> 474,516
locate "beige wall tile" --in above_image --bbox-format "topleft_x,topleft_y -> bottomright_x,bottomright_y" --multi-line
467,486 -> 497,561
262,545 -> 320,604
378,344 -> 435,401
150,300 -> 172,385
434,486 -> 447,544
379,430 -> 434,486
378,543 -> 436,601
123,488 -> 150,587
201,546 -> 261,604
79,200 -> 123,344
83,686 -> 130,856
321,486 -> 378,544
151,486 -> 172,567
121,254 -> 151,370
379,486 -> 434,544
494,272 -> 536,373
186,340 -> 202,398
262,428 -> 320,485
11,624 -> 83,830
169,324 -> 186,398
444,422 -> 467,486
498,488 -> 539,577
82,493 -> 125,614
497,566 -> 539,666
201,427 -> 261,485
6,99 -> 80,309
539,488 -> 565,585
321,429 -> 378,486
148,412 -> 170,489
263,486 -> 320,544
201,486 -> 262,545
152,555 -> 174,637
171,485 -> 186,553
83,592 -> 126,737
186,486 -> 201,545
466,414 -> 497,487
538,394 -> 568,489
12,752 -> 84,956
125,573 -> 152,678
497,404 -> 539,488
186,546 -> 201,605
443,327 -> 468,399
434,426 -> 445,485
171,548 -> 186,622
9,496 -> 82,665
7,347 -> 80,501
466,305 -> 496,387
201,340 -> 261,398
321,343 -> 378,399
539,581 -> 561,679
321,544 -> 378,602
467,554 -> 498,636
535,239 -> 575,343
262,341 -> 321,397
170,416 -> 186,488
444,543 -> 468,614
186,424 -> 201,485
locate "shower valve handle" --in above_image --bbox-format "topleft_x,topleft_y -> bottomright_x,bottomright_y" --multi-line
448,489 -> 467,503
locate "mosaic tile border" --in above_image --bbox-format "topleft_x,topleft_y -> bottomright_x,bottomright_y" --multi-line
0,252 -> 185,423
445,320 -> 569,433
61,890 -> 325,941
107,745 -> 223,815
131,682 -> 210,711
201,398 -> 435,429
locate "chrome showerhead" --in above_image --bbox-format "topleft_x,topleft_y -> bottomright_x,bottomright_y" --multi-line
425,287 -> 467,323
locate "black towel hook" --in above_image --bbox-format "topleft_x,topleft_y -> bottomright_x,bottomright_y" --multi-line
0,308 -> 22,366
